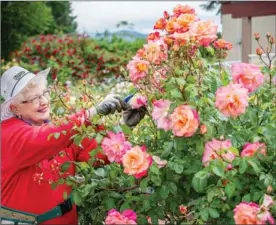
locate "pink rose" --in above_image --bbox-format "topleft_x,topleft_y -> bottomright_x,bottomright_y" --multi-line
105,209 -> 137,225
101,132 -> 132,164
215,83 -> 249,117
122,146 -> 152,179
127,56 -> 150,83
241,142 -> 267,157
234,202 -> 261,224
258,195 -> 275,224
130,95 -> 147,109
202,139 -> 235,167
152,99 -> 172,131
231,63 -> 265,93
170,105 -> 199,137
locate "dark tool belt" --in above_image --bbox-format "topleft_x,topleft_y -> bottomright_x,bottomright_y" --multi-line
0,197 -> 73,224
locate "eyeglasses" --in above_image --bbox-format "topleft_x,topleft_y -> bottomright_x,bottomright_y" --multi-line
21,89 -> 51,105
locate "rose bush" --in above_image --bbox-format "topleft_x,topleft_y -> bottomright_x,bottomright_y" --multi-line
1,33 -> 145,83
40,4 -> 276,225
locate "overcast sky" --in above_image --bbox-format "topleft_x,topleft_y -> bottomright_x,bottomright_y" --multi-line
71,1 -> 221,35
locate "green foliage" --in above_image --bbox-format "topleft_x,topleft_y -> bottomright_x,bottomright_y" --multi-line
1,1 -> 77,59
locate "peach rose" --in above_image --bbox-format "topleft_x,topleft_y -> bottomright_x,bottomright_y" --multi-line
174,13 -> 197,33
234,202 -> 261,224
189,20 -> 218,47
215,83 -> 249,117
154,18 -> 167,30
241,142 -> 267,157
231,63 -> 265,93
173,4 -> 195,17
214,39 -> 233,50
122,146 -> 152,179
127,56 -> 150,83
170,105 -> 199,137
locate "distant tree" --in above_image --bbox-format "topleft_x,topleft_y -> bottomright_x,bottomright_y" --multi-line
46,1 -> 77,34
200,1 -> 221,15
1,1 -> 53,59
1,1 -> 77,59
116,21 -> 134,30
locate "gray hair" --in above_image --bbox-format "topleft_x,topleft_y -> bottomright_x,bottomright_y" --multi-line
11,76 -> 48,105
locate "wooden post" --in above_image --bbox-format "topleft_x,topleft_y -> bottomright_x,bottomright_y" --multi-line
241,17 -> 252,63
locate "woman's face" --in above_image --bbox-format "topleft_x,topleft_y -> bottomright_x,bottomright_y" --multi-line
13,84 -> 51,126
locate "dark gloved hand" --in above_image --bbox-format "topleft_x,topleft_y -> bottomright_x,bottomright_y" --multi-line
122,106 -> 147,127
96,94 -> 127,115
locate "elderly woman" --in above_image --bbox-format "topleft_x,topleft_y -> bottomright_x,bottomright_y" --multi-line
1,66 -> 146,224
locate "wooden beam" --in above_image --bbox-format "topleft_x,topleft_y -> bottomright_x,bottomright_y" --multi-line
221,2 -> 276,18
241,17 -> 252,63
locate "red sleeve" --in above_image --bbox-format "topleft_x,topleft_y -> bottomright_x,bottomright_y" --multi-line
5,111 -> 89,170
71,137 -> 109,166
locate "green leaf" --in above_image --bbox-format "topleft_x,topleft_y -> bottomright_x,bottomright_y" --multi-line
239,158 -> 248,174
142,199 -> 151,211
201,209 -> 209,221
225,182 -> 236,198
95,133 -> 104,144
159,186 -> 169,199
168,182 -> 177,195
242,193 -> 251,202
137,215 -> 148,224
208,208 -> 220,218
212,166 -> 224,177
72,191 -> 82,205
192,171 -> 208,193
140,178 -> 149,192
228,147 -> 240,156
151,174 -> 161,186
137,215 -> 148,225
54,132 -> 60,139
120,203 -> 130,211
61,161 -> 71,172
248,159 -> 262,174
121,124 -> 132,135
175,77 -> 186,86
73,135 -> 82,147
161,142 -> 173,158
94,168 -> 106,177
150,163 -> 160,175
103,198 -> 115,210
174,163 -> 184,174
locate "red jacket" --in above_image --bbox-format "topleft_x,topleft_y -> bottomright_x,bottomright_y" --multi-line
1,112 -> 108,224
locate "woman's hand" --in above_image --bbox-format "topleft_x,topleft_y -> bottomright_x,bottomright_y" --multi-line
87,94 -> 130,117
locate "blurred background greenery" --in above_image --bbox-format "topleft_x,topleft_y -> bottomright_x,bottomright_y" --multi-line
1,1 -> 146,84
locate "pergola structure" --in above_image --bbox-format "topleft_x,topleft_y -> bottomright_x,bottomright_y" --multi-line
221,1 -> 276,62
